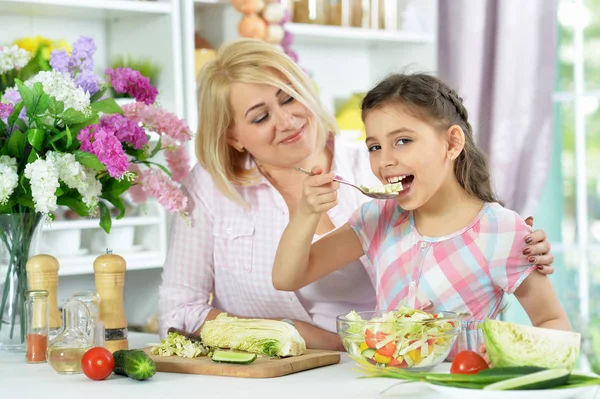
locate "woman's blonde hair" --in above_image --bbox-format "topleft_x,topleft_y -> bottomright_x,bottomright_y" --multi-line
195,38 -> 338,204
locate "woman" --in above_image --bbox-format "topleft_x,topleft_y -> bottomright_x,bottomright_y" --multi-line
158,39 -> 554,351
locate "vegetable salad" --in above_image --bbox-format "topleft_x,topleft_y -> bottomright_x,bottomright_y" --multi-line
342,307 -> 459,369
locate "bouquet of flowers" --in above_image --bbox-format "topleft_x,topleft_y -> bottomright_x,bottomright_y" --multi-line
0,36 -> 191,348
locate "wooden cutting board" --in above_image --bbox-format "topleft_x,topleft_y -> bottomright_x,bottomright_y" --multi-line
141,348 -> 341,378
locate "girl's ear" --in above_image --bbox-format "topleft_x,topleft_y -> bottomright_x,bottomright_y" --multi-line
446,125 -> 465,161
226,127 -> 245,153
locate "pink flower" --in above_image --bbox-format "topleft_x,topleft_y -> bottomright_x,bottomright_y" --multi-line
163,136 -> 190,183
121,102 -> 193,143
127,164 -> 148,204
98,114 -> 147,149
105,67 -> 158,105
138,168 -> 188,214
78,125 -> 129,179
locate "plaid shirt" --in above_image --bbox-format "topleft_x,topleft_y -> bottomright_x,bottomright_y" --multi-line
349,201 -> 536,357
158,138 -> 379,338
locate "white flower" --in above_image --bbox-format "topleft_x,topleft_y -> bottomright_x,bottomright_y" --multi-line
0,155 -> 18,205
24,158 -> 59,214
0,45 -> 31,74
26,71 -> 91,116
45,151 -> 102,213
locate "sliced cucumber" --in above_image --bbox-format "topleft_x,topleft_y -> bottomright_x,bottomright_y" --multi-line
478,366 -> 547,376
211,350 -> 257,364
483,368 -> 570,391
361,348 -> 376,359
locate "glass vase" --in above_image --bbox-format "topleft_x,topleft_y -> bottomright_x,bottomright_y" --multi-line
0,212 -> 43,352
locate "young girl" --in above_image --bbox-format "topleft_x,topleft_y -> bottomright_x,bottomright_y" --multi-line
272,73 -> 571,357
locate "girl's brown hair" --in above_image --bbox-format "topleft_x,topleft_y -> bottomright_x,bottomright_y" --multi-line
361,73 -> 499,204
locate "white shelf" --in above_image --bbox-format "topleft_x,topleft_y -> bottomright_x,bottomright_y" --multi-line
42,216 -> 162,231
194,0 -> 229,4
57,251 -> 165,276
0,0 -> 172,19
286,23 -> 434,46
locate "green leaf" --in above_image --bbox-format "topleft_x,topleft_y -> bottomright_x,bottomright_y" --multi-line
15,197 -> 34,209
27,148 -> 38,164
104,178 -> 132,197
149,136 -> 162,158
8,102 -> 25,128
90,86 -> 107,103
57,196 -> 90,217
75,150 -> 105,170
65,125 -> 72,149
48,98 -> 65,115
14,119 -> 28,133
7,130 -> 26,158
0,198 -> 16,213
101,192 -> 126,219
26,129 -> 45,151
91,97 -> 123,115
27,82 -> 50,116
55,186 -> 64,197
61,109 -> 88,124
98,201 -> 112,233
15,79 -> 34,111
69,114 -> 99,135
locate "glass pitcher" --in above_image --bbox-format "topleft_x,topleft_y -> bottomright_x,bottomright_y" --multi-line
70,291 -> 100,345
47,299 -> 92,374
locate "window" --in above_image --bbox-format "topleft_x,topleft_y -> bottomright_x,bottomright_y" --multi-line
536,0 -> 600,370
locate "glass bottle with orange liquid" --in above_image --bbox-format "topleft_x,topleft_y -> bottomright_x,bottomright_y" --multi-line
25,290 -> 49,363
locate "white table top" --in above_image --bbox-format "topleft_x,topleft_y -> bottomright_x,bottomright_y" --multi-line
0,332 -> 597,399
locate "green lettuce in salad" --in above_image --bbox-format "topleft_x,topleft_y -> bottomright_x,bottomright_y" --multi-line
342,306 -> 459,369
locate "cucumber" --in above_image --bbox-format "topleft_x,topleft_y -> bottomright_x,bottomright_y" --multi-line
211,350 -> 257,364
483,368 -> 570,391
361,348 -> 376,360
477,366 -> 547,376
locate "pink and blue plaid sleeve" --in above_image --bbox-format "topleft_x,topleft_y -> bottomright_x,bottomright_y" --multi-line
348,200 -> 387,263
157,176 -> 215,338
487,208 -> 536,294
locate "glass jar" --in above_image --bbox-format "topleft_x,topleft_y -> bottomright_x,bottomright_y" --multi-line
70,291 -> 100,344
293,0 -> 328,25
25,290 -> 49,363
47,298 -> 92,374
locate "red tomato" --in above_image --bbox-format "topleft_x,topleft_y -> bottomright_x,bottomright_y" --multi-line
365,329 -> 377,348
450,350 -> 489,374
376,341 -> 397,357
81,347 -> 115,381
389,357 -> 407,368
375,331 -> 387,342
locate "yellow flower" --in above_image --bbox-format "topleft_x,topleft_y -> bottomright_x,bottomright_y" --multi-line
12,36 -> 71,61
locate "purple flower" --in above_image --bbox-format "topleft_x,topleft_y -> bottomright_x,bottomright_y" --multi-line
105,68 -> 158,105
50,49 -> 70,73
2,88 -> 26,119
78,125 -> 129,179
75,69 -> 101,96
98,114 -> 148,149
49,36 -> 100,95
0,103 -> 13,120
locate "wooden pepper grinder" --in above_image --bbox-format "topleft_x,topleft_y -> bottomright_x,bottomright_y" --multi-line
94,249 -> 129,353
26,255 -> 61,336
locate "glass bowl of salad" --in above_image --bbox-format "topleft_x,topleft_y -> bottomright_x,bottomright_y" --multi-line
336,307 -> 463,372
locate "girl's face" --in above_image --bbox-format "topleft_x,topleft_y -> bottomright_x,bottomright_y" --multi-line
363,104 -> 454,211
228,82 -> 318,168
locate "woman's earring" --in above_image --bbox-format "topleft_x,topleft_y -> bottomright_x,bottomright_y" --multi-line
236,146 -> 245,153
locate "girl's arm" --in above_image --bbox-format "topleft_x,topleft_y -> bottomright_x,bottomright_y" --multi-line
514,272 -> 571,330
272,167 -> 364,291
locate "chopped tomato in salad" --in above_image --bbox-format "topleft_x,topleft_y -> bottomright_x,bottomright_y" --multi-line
343,307 -> 457,369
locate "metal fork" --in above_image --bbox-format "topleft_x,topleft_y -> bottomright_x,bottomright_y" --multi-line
295,167 -> 398,200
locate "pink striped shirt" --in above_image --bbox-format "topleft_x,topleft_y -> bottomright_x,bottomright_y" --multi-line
158,138 -> 379,337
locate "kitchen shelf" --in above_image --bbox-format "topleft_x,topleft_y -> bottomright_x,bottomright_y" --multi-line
42,216 -> 162,231
285,23 -> 435,46
0,0 -> 172,20
56,251 -> 165,276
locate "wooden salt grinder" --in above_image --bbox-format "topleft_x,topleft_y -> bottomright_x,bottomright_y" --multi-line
26,255 -> 61,331
94,249 -> 129,353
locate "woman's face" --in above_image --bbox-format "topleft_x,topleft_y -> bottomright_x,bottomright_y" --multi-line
228,82 -> 318,168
